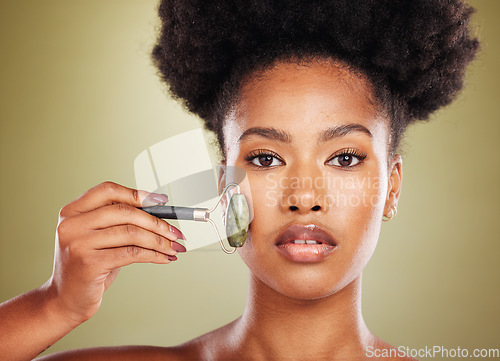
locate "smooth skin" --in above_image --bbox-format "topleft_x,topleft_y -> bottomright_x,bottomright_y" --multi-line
1,59 -> 415,361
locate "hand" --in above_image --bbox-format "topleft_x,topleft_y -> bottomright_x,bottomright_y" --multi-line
48,181 -> 186,326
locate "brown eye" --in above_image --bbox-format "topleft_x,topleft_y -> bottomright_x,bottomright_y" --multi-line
338,155 -> 353,166
252,155 -> 281,167
328,151 -> 366,168
244,149 -> 285,169
246,151 -> 284,168
258,155 -> 274,166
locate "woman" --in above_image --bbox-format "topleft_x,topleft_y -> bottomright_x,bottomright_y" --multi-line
0,0 -> 479,360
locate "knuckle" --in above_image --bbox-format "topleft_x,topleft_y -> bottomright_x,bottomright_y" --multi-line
105,226 -> 118,237
115,202 -> 133,216
152,214 -> 162,229
155,233 -> 165,247
131,189 -> 140,204
100,181 -> 121,194
58,205 -> 71,219
56,219 -> 71,238
125,245 -> 141,257
123,224 -> 137,237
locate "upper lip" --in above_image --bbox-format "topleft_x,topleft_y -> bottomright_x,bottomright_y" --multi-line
275,224 -> 337,247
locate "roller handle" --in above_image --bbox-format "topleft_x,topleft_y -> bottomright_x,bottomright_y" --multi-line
139,205 -> 201,220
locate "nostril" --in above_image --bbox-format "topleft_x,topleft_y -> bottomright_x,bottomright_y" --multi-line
290,205 -> 299,211
311,205 -> 321,211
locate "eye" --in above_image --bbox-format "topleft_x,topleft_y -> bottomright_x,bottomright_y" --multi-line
327,148 -> 367,168
330,154 -> 361,167
244,149 -> 284,168
252,155 -> 281,167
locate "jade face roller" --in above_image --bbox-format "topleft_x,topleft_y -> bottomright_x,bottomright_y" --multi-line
139,183 -> 250,254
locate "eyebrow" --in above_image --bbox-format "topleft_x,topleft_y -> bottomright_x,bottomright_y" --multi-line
320,124 -> 373,141
237,124 -> 372,144
238,127 -> 292,143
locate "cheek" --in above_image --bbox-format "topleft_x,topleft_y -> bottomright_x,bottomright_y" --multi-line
339,173 -> 386,223
235,180 -> 283,272
334,172 -> 387,266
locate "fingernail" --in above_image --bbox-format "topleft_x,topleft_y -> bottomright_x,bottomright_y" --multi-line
150,193 -> 168,204
171,241 -> 187,253
143,193 -> 168,206
169,224 -> 186,240
167,255 -> 177,261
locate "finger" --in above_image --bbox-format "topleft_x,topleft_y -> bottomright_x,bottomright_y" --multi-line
86,224 -> 186,255
103,246 -> 178,269
60,181 -> 168,217
65,203 -> 185,242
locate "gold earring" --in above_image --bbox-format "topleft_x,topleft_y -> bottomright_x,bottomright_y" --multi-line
383,205 -> 398,222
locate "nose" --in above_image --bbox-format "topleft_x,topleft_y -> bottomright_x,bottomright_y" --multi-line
279,163 -> 329,215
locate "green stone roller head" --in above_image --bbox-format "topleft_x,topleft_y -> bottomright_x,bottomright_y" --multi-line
139,183 -> 249,254
225,193 -> 250,248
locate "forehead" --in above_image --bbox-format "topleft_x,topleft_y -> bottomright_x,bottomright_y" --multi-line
223,59 -> 388,151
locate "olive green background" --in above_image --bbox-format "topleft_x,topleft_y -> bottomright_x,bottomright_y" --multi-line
0,1 -> 498,359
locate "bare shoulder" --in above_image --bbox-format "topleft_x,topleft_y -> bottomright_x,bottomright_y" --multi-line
35,345 -> 199,361
34,321 -> 239,361
36,322 -> 238,361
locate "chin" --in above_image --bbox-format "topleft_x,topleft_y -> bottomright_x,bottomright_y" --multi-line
241,250 -> 359,301
277,283 -> 343,301
272,266 -> 360,301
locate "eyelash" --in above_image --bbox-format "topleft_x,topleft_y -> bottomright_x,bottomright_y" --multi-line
243,148 -> 367,169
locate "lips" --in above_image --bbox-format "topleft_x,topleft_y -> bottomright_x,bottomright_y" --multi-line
275,224 -> 337,263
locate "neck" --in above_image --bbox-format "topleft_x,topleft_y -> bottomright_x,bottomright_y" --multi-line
232,274 -> 375,360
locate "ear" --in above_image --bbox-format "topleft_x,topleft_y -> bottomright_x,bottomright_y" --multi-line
384,154 -> 403,216
217,161 -> 227,195
216,161 -> 228,213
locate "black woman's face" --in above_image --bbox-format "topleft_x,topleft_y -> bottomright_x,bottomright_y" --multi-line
221,60 -> 400,299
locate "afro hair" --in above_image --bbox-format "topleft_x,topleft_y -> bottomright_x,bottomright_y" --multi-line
152,0 -> 479,154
